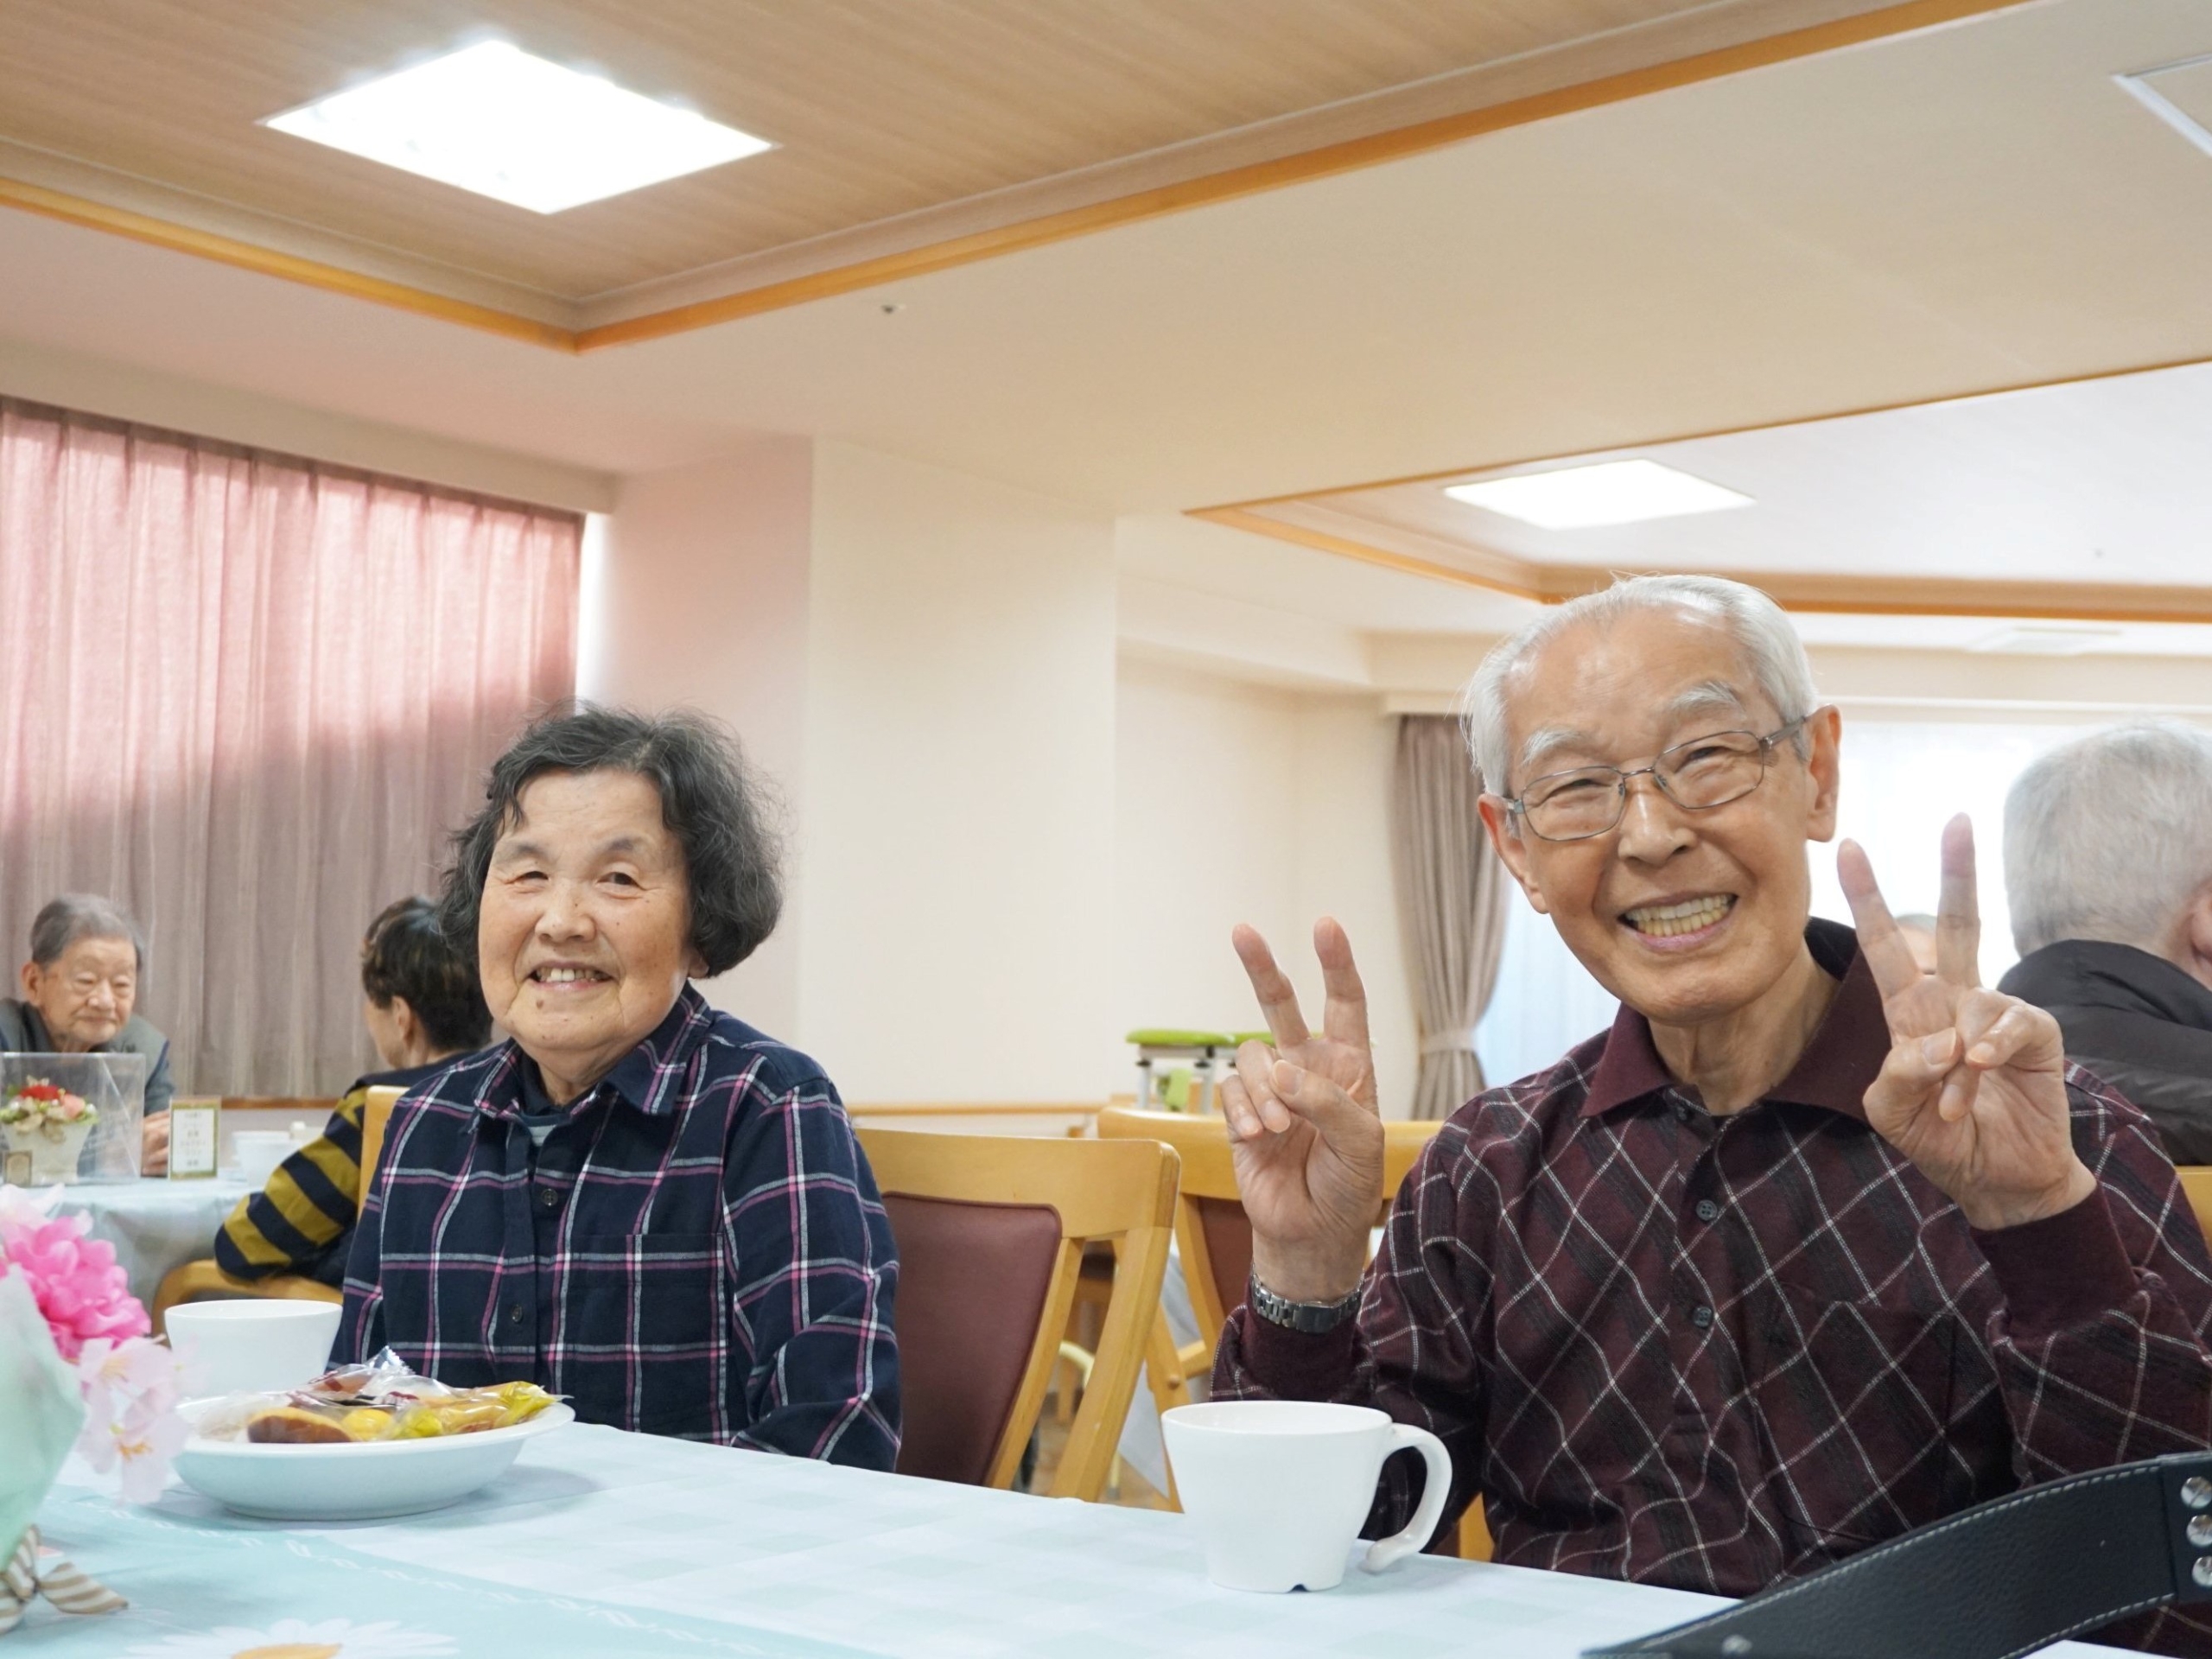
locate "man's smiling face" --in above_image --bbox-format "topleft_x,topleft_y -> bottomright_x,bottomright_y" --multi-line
477,768 -> 704,1102
1481,606 -> 1841,1030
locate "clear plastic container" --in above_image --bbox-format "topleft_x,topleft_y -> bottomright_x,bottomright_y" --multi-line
0,1052 -> 147,1184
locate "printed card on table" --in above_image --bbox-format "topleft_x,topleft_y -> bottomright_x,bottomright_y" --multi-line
167,1097 -> 220,1180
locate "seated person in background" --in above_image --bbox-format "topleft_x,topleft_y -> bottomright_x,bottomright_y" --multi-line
1215,576 -> 2212,1656
1999,721 -> 2212,1165
1894,910 -> 1942,974
216,896 -> 490,1286
2,894 -> 175,1173
339,707 -> 899,1466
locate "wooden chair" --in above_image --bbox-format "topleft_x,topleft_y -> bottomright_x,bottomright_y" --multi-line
1093,1108 -> 1490,1557
2177,1166 -> 2212,1241
857,1126 -> 1177,1503
152,1085 -> 405,1327
1095,1109 -> 1443,1399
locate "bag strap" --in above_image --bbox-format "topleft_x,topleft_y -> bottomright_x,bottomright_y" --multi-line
1583,1452 -> 2212,1659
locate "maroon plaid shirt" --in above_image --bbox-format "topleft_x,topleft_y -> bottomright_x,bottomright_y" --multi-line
1219,920 -> 2212,1652
340,987 -> 899,1467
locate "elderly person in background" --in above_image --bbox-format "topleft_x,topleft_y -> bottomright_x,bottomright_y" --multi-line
216,896 -> 491,1286
1999,721 -> 2212,1165
340,707 -> 899,1465
2,894 -> 175,1173
1215,575 -> 2212,1655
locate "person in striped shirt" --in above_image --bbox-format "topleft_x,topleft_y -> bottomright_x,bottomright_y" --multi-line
214,896 -> 489,1285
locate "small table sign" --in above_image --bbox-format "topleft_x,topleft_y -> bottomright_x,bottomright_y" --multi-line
167,1097 -> 220,1180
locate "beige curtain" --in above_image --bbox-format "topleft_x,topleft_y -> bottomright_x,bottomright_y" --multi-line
0,398 -> 580,1096
1391,715 -> 1510,1121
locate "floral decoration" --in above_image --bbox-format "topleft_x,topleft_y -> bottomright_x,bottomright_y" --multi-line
0,1080 -> 97,1133
0,1185 -> 181,1500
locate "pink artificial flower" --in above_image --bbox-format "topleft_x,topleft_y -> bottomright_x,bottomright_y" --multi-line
55,1095 -> 86,1122
77,1334 -> 179,1427
102,1390 -> 192,1504
0,1208 -> 149,1360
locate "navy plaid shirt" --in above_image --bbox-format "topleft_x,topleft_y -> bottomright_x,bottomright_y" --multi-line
340,987 -> 899,1468
1220,920 -> 2212,1655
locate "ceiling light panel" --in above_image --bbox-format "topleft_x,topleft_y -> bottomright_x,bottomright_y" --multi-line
263,41 -> 773,213
1444,459 -> 1752,529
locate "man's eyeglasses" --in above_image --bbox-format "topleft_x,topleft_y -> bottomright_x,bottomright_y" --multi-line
1506,715 -> 1813,843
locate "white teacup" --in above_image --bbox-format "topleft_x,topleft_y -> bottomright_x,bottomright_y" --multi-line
165,1300 -> 343,1398
1162,1399 -> 1452,1592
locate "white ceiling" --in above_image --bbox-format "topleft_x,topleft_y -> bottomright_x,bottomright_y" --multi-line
0,0 -> 2206,519
8,0 -> 2212,672
1304,353 -> 2212,585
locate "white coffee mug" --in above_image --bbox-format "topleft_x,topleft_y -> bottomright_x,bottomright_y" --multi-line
165,1300 -> 343,1398
1162,1399 -> 1452,1592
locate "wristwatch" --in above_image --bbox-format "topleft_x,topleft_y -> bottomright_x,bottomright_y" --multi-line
1249,1276 -> 1363,1334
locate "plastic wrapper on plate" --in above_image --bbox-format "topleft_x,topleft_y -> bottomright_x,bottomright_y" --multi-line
191,1347 -> 556,1446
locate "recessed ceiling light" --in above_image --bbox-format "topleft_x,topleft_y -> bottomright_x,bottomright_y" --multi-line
1443,460 -> 1753,529
263,41 -> 772,213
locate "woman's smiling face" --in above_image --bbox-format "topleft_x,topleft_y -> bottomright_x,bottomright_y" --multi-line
477,768 -> 703,1103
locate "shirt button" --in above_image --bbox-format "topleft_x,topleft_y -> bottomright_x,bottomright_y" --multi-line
508,1305 -> 524,1326
539,1187 -> 559,1209
1672,1102 -> 1693,1124
1694,1199 -> 1720,1224
1689,1304 -> 1714,1330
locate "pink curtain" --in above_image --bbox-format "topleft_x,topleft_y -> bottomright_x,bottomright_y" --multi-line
0,398 -> 580,1096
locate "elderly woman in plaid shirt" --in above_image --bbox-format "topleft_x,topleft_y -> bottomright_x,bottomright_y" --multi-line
340,708 -> 899,1467
1216,575 -> 2212,1655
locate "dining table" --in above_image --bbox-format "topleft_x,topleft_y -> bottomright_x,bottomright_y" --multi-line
24,1423 -> 2132,1659
54,1175 -> 256,1311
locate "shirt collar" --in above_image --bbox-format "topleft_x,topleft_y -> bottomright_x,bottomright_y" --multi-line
491,985 -> 713,1121
16,1004 -> 116,1056
1579,917 -> 1885,1122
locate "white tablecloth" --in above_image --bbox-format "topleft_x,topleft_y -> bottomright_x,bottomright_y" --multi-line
55,1176 -> 253,1309
28,1424 -> 2131,1659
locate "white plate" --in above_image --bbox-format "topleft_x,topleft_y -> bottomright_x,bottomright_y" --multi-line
172,1398 -> 575,1520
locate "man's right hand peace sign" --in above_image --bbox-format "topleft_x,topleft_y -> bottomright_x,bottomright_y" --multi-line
1219,918 -> 1386,1303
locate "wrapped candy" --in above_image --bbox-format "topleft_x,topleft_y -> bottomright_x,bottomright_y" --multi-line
194,1348 -> 556,1445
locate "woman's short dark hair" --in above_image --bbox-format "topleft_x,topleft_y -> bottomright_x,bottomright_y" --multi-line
438,706 -> 783,979
361,896 -> 492,1054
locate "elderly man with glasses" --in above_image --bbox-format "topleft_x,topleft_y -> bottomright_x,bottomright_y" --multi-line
1214,575 -> 2212,1655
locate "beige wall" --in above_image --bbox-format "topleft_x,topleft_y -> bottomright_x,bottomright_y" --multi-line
796,442 -> 1118,1101
582,440 -> 815,1039
1113,655 -> 1415,1117
587,437 -> 1122,1101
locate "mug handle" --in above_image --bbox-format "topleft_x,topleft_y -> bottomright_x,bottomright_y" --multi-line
1360,1423 -> 1454,1574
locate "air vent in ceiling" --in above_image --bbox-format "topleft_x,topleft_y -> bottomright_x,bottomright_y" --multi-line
1967,625 -> 2125,658
2116,53 -> 2212,160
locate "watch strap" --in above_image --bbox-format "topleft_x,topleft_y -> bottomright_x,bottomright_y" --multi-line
1249,1276 -> 1362,1334
1582,1451 -> 2212,1659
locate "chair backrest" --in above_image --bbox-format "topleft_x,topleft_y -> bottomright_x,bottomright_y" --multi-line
2177,1166 -> 2212,1243
1095,1109 -> 1446,1348
858,1127 -> 1178,1502
359,1085 -> 404,1199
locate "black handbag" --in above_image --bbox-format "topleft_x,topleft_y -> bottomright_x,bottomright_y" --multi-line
1584,1452 -> 2212,1659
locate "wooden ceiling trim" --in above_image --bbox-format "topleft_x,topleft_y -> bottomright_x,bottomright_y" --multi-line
1196,505 -> 2212,626
0,0 -> 2024,354
0,175 -> 577,352
572,0 -> 2027,351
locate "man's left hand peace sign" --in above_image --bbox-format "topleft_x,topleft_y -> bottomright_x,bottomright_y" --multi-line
1840,814 -> 2095,1232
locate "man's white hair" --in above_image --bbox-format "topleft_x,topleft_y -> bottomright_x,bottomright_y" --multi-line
1460,574 -> 1820,797
2004,720 -> 2212,957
